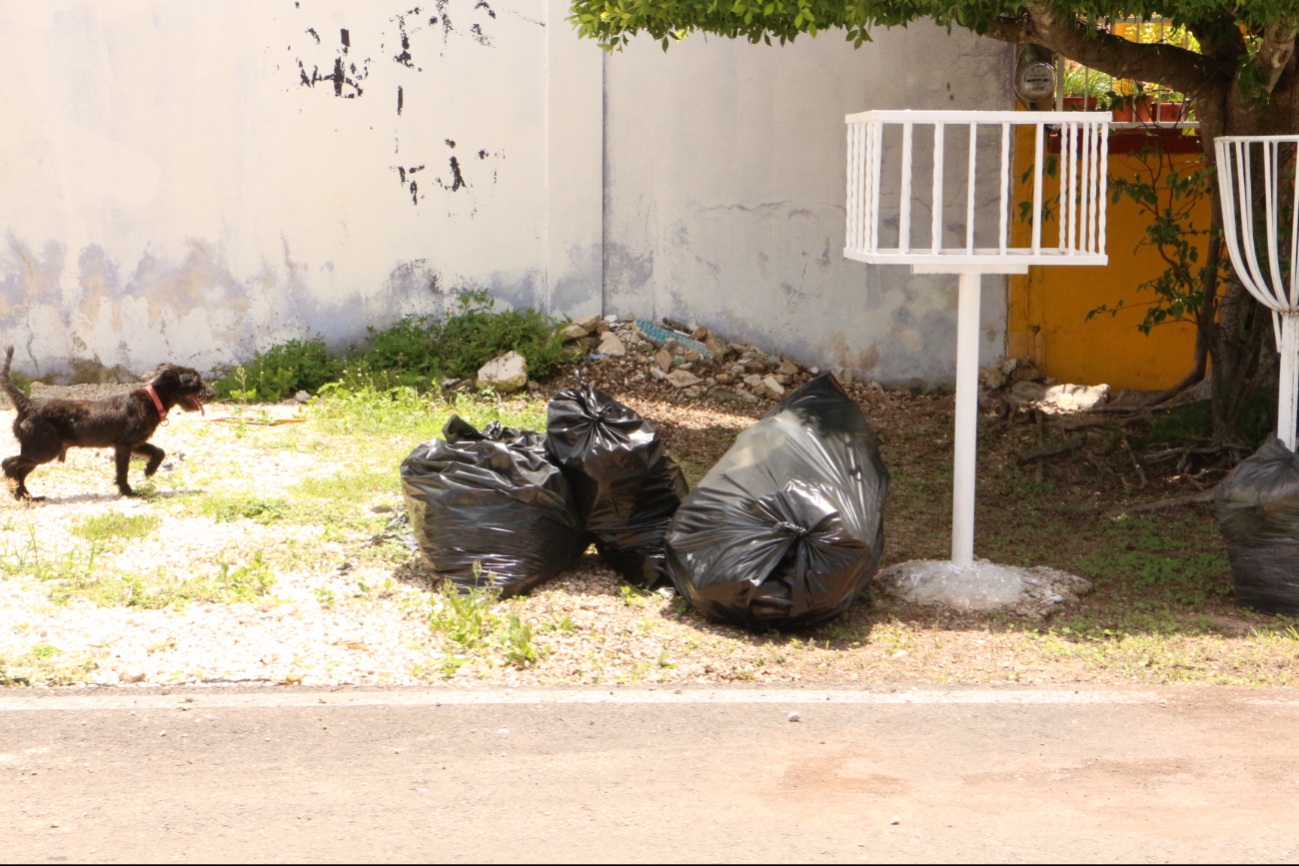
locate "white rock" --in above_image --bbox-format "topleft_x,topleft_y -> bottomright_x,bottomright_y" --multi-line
788,711 -> 801,722
477,351 -> 528,393
874,560 -> 1092,618
666,369 -> 703,389
121,669 -> 146,684
743,374 -> 763,389
649,366 -> 668,381
605,314 -> 618,323
757,376 -> 785,400
597,333 -> 626,356
572,313 -> 602,334
561,322 -> 589,341
1038,382 -> 1110,413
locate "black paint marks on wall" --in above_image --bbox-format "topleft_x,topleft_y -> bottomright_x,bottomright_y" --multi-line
394,165 -> 427,205
397,85 -> 404,116
393,7 -> 420,67
447,156 -> 465,192
293,23 -> 368,98
474,1 -> 497,18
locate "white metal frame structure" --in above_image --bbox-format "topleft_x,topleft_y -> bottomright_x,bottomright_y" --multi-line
1216,135 -> 1299,451
845,109 -> 1110,567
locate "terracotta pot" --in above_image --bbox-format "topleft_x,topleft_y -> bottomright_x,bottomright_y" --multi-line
1064,96 -> 1101,111
1157,102 -> 1188,123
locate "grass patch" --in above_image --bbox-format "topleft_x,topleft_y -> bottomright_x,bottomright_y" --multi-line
0,644 -> 96,686
194,494 -> 292,525
71,511 -> 160,542
46,551 -> 277,609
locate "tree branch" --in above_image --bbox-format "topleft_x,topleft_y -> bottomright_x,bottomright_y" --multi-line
1252,20 -> 1298,94
1018,3 -> 1215,99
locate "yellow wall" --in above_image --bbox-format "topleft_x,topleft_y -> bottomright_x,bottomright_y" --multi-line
1006,132 -> 1206,390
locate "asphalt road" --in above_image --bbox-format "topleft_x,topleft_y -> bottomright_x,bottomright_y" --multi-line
2,684 -> 1298,863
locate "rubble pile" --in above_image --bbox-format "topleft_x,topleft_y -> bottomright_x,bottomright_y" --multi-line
549,314 -> 886,407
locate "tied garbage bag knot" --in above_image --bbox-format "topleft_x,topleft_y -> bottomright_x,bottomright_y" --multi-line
666,373 -> 889,630
546,382 -> 688,588
400,415 -> 585,598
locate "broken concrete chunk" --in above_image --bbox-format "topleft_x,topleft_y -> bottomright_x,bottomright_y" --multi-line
477,351 -> 528,393
654,348 -> 673,373
561,322 -> 589,341
597,332 -> 626,357
979,367 -> 1007,390
776,359 -> 799,376
691,326 -> 709,341
757,376 -> 785,400
705,334 -> 728,357
743,374 -> 763,389
1007,380 -> 1047,408
572,313 -> 602,334
667,369 -> 703,389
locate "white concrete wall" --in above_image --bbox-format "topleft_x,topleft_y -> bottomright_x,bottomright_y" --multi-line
0,0 -> 554,380
0,0 -> 1012,384
602,29 -> 1015,385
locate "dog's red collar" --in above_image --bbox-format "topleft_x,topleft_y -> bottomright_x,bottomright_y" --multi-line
144,384 -> 168,423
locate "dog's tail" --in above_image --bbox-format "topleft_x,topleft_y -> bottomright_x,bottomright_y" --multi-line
2,347 -> 31,418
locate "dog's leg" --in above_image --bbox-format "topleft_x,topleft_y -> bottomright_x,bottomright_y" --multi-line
3,429 -> 61,501
134,443 -> 165,477
113,446 -> 135,496
2,456 -> 39,501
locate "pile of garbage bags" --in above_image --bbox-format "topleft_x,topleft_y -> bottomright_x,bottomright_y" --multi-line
400,374 -> 890,627
1215,435 -> 1299,616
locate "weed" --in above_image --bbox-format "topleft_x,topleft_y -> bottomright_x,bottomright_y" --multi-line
196,494 -> 291,525
315,586 -> 337,609
501,613 -> 541,667
71,512 -> 160,542
620,584 -> 652,607
213,337 -> 341,401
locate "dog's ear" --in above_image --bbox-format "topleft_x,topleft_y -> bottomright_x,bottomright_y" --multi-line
140,363 -> 167,382
179,371 -> 201,389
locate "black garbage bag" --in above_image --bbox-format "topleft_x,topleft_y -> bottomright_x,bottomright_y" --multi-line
665,374 -> 889,629
1214,435 -> 1299,616
400,415 -> 586,597
546,382 -> 689,587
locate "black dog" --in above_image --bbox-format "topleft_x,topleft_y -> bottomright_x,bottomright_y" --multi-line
1,347 -> 217,500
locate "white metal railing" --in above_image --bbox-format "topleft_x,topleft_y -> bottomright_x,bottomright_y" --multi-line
1216,135 -> 1299,450
845,110 -> 1110,267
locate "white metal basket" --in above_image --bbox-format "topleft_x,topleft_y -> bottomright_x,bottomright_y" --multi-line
843,109 -> 1110,567
1216,135 -> 1299,450
845,110 -> 1110,270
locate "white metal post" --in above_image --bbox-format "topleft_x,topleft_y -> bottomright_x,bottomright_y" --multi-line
951,271 -> 982,566
1281,312 -> 1299,450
